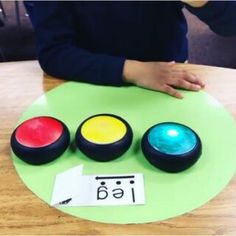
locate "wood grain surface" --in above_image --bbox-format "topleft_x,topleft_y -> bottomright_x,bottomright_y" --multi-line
0,60 -> 235,235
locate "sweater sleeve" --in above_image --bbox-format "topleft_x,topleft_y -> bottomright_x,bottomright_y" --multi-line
185,1 -> 236,36
28,1 -> 125,86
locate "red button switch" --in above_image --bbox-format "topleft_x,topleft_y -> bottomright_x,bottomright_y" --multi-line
15,117 -> 63,148
11,116 -> 70,165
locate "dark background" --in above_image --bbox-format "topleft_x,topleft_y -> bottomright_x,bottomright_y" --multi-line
0,1 -> 236,68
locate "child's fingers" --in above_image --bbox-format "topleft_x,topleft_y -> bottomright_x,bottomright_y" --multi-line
159,84 -> 183,99
173,68 -> 205,88
185,73 -> 205,87
175,79 -> 202,91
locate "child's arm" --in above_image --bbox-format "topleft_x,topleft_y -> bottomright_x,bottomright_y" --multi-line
28,1 -> 125,86
28,1 -> 204,98
123,60 -> 204,99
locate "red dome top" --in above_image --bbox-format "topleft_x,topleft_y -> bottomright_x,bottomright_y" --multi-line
15,117 -> 63,148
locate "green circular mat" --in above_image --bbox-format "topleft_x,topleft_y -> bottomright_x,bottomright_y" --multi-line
12,82 -> 236,224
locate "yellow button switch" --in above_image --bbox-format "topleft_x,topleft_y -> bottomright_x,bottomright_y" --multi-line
81,115 -> 127,144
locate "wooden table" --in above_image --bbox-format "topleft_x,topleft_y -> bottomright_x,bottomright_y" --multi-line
0,60 -> 236,235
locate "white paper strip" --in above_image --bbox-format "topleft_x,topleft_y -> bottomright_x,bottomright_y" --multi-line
50,165 -> 83,206
51,165 -> 145,207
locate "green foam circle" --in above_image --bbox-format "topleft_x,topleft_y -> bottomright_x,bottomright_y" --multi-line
12,82 -> 236,224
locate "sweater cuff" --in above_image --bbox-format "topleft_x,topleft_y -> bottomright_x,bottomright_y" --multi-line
100,55 -> 126,86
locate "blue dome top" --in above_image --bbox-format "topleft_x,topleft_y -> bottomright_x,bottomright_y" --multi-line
147,123 -> 197,155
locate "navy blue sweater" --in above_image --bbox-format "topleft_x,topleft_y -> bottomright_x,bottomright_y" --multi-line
26,1 -> 236,85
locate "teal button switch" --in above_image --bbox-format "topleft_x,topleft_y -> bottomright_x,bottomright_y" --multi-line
148,123 -> 197,155
141,122 -> 202,173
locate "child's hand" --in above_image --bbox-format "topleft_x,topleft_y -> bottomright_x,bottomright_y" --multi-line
180,0 -> 208,8
123,60 -> 205,99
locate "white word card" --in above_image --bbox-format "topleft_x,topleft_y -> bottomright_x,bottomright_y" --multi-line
51,166 -> 145,207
